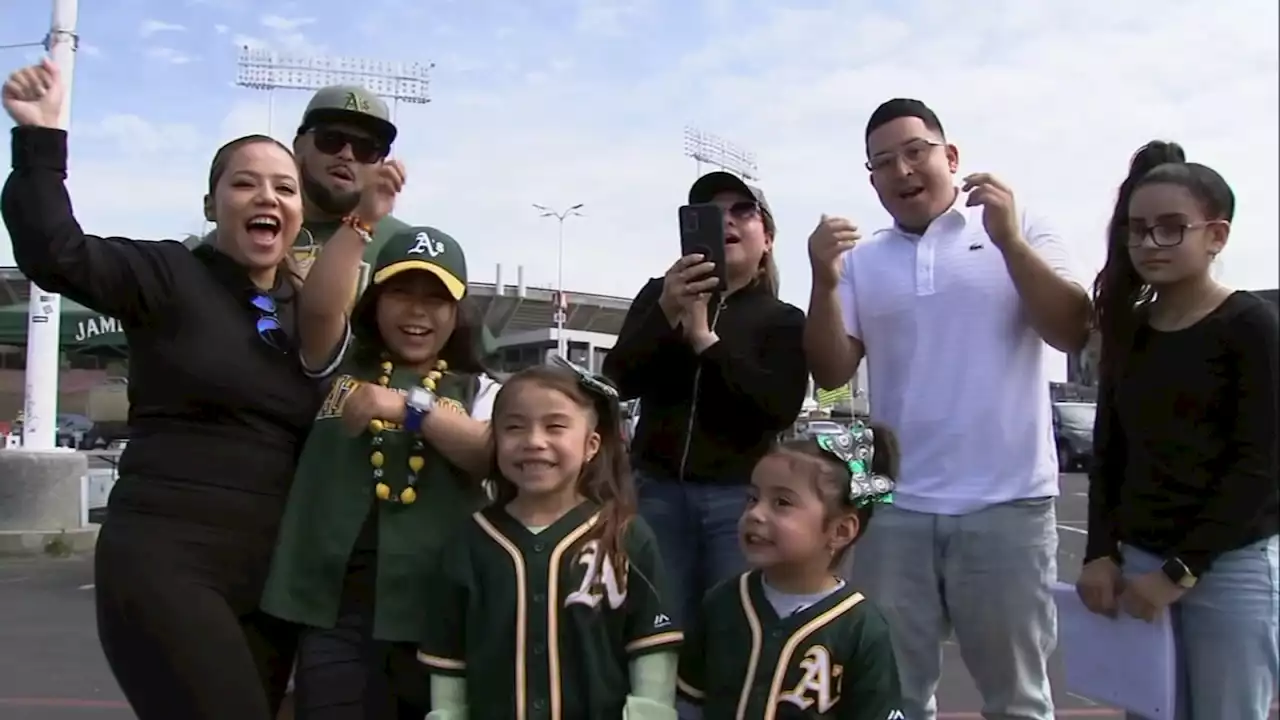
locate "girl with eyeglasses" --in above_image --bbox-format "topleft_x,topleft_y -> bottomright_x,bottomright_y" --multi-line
261,210 -> 499,717
602,172 -> 809,718
2,61 -> 327,719
1079,140 -> 1279,719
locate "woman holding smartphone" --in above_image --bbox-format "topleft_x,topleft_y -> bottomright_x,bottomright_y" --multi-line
602,171 -> 808,643
1078,140 -> 1278,719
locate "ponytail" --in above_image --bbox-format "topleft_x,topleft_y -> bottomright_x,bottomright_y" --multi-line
1091,140 -> 1184,384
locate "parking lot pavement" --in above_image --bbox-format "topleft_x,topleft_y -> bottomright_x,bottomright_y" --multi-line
0,474 -> 1273,719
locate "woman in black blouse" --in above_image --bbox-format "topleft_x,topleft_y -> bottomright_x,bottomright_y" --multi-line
3,61 -> 328,719
1078,140 -> 1279,719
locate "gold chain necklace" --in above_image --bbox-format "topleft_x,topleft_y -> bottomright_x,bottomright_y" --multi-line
368,357 -> 448,505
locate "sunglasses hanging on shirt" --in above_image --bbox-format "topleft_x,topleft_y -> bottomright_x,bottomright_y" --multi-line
250,293 -> 289,352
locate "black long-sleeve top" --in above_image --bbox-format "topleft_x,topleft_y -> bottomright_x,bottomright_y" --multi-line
602,277 -> 808,484
1085,291 -> 1279,576
2,127 -> 321,549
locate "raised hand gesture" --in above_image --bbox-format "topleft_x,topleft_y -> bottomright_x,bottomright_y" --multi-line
807,214 -> 860,290
2,58 -> 64,128
355,158 -> 406,224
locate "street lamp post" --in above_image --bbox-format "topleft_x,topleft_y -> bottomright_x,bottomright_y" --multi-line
234,46 -> 433,134
532,203 -> 584,359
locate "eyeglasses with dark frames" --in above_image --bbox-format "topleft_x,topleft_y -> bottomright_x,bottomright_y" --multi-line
865,138 -> 944,173
250,293 -> 289,352
1125,219 -> 1224,248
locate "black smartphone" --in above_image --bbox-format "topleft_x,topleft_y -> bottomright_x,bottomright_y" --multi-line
678,203 -> 727,294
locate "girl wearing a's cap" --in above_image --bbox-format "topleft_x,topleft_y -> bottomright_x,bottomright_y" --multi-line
602,171 -> 810,676
263,194 -> 500,719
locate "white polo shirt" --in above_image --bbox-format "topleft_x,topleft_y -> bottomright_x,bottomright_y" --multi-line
838,198 -> 1080,515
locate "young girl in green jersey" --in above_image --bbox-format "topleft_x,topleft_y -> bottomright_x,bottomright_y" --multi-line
677,423 -> 906,720
420,359 -> 682,720
264,219 -> 499,720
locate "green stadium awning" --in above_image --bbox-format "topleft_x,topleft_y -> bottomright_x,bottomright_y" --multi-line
0,300 -> 126,352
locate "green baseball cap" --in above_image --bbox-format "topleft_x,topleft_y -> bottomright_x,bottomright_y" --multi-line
298,84 -> 397,146
371,227 -> 468,300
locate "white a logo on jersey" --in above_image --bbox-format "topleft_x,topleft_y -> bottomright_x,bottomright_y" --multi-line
778,645 -> 843,713
886,711 -> 906,719
408,231 -> 444,257
564,539 -> 628,610
652,613 -> 671,628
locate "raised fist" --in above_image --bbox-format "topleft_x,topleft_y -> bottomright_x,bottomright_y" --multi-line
355,158 -> 407,224
2,58 -> 64,128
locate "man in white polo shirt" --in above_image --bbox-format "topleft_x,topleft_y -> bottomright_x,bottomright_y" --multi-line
804,99 -> 1091,719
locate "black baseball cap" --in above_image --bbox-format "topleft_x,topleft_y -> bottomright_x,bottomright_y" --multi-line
688,171 -> 775,229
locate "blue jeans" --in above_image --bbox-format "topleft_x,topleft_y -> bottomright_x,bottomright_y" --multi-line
1121,537 -> 1280,720
844,498 -> 1058,720
635,471 -> 752,628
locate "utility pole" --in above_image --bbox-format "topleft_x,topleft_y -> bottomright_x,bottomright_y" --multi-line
21,0 -> 79,449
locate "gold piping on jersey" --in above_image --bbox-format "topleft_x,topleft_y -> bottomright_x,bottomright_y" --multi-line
626,629 -> 683,653
476,512 -> 532,720
545,512 -> 601,720
415,649 -> 464,671
758,587 -> 865,720
734,573 -> 765,719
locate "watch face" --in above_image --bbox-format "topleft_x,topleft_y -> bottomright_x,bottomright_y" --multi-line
407,387 -> 432,409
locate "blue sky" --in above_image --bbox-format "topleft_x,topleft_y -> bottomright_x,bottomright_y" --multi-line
2,0 -> 1278,325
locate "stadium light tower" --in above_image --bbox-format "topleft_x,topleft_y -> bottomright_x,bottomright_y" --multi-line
683,126 -> 759,180
234,46 -> 433,134
532,203 -> 584,359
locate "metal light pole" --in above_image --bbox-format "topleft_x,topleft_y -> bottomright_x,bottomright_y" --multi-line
234,46 -> 434,134
20,0 -> 79,449
682,126 -> 759,180
533,203 -> 584,359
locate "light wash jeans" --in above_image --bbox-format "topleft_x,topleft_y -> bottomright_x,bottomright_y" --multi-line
1122,536 -> 1280,720
844,498 -> 1058,720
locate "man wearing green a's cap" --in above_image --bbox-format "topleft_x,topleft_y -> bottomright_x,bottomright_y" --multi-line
197,84 -> 410,293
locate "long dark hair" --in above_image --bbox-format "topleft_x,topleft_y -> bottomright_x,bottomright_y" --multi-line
206,134 -> 303,287
350,290 -> 492,376
1091,141 -> 1235,385
488,365 -> 637,583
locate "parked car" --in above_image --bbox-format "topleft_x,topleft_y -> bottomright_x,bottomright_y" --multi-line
57,413 -> 94,448
1052,401 -> 1096,472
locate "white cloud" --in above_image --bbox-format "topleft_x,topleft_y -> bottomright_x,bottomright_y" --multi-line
145,47 -> 195,65
4,0 -> 1277,385
214,24 -> 229,34
138,19 -> 186,37
259,15 -> 316,33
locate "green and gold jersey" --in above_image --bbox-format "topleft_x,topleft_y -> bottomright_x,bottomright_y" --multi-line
678,571 -> 904,720
418,502 -> 683,720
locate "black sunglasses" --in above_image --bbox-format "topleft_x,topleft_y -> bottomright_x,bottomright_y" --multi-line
724,200 -> 761,220
250,293 -> 289,351
310,128 -> 387,164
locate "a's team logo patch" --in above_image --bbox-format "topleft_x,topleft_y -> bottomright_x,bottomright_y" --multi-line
652,613 -> 671,628
317,375 -> 360,420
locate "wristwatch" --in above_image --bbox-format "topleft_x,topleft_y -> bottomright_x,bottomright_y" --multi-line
404,386 -> 437,434
1160,557 -> 1198,589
